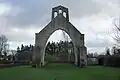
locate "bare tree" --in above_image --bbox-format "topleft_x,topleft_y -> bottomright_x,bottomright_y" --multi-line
11,50 -> 17,62
0,35 -> 8,54
111,46 -> 118,55
105,47 -> 110,56
112,17 -> 120,45
93,52 -> 99,57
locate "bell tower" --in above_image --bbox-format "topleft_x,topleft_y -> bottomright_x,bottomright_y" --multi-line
51,5 -> 69,21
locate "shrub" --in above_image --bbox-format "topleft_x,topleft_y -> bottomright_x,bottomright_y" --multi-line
0,60 -> 12,64
98,57 -> 104,66
105,56 -> 120,67
14,60 -> 29,65
44,55 -> 59,61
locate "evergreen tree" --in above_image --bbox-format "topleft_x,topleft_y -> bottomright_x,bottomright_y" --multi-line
0,49 -> 2,58
30,44 -> 32,48
21,44 -> 24,51
17,46 -> 20,52
106,48 -> 110,55
112,46 -> 117,55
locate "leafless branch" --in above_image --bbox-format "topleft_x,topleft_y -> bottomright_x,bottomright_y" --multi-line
112,17 -> 120,44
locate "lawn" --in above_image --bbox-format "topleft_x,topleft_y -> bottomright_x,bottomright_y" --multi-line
0,63 -> 120,80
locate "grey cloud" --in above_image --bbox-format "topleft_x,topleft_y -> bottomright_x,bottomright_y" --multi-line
3,29 -> 34,41
55,0 -> 103,18
1,0 -> 108,28
0,0 -> 119,52
1,0 -> 55,28
86,39 -> 109,48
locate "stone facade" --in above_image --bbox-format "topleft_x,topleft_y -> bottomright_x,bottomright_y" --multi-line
32,5 -> 87,67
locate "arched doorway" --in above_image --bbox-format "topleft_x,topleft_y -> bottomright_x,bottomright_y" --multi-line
32,5 -> 87,67
44,30 -> 75,63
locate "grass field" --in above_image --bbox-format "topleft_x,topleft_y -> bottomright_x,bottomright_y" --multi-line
0,63 -> 120,80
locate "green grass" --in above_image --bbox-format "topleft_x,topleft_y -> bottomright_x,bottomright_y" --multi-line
0,63 -> 120,80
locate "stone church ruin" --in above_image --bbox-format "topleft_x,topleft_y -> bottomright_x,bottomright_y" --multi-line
32,5 -> 87,67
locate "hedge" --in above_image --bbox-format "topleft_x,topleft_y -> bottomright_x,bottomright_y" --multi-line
98,55 -> 120,67
105,56 -> 120,67
0,60 -> 13,64
98,57 -> 104,66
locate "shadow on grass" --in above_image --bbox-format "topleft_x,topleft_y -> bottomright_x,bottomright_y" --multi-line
89,74 -> 120,80
41,63 -> 81,70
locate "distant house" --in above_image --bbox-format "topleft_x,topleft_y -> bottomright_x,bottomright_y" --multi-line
87,56 -> 98,65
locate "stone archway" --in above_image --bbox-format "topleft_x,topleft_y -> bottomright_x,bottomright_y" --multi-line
32,5 -> 87,67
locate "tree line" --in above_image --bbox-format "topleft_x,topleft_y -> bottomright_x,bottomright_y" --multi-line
15,41 -> 74,61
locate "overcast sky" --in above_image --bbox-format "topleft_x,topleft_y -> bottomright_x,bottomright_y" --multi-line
0,0 -> 120,53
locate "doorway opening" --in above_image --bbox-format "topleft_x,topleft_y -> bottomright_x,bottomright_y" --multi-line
44,30 -> 75,64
